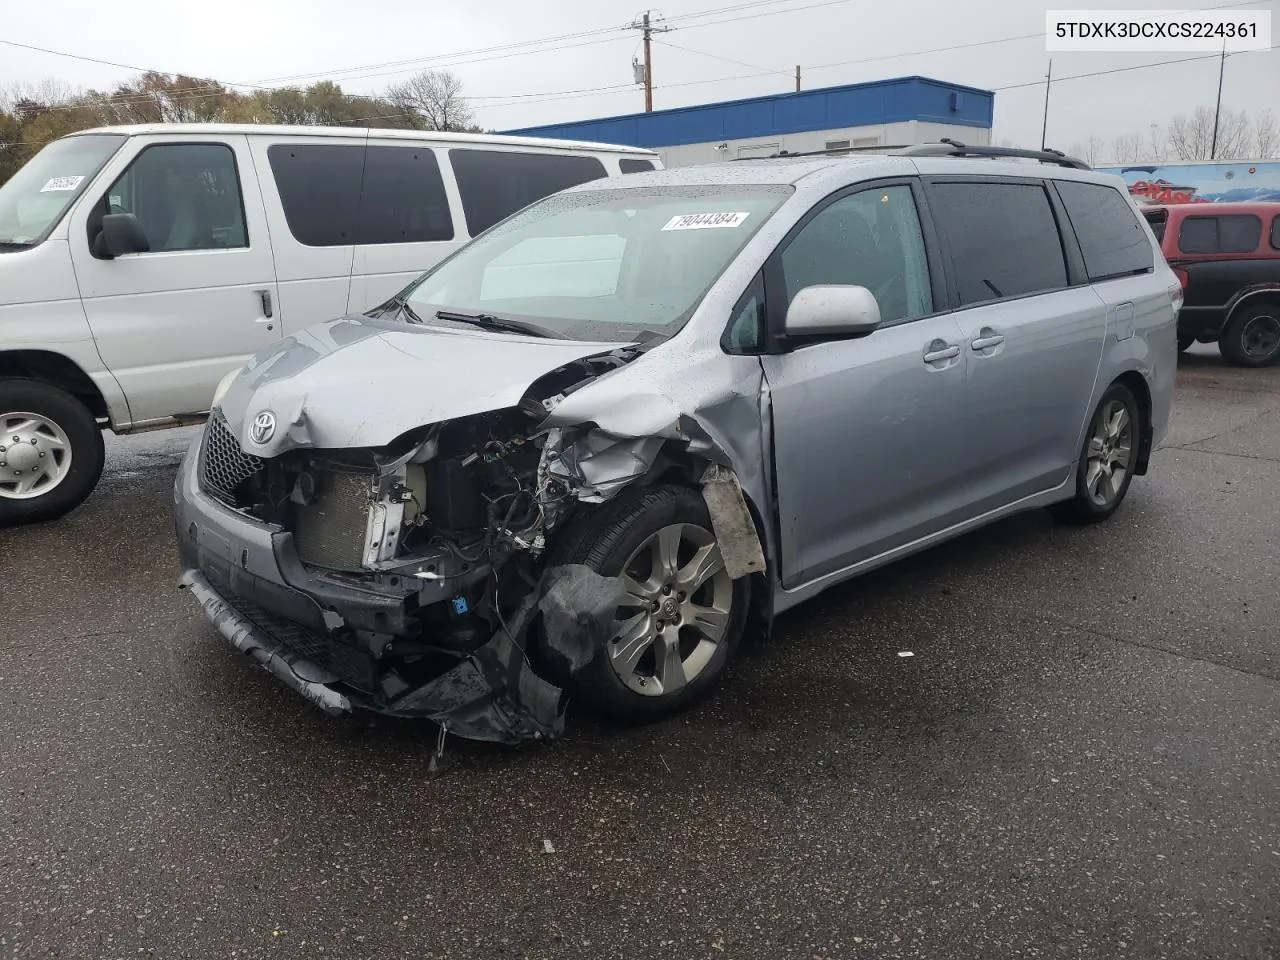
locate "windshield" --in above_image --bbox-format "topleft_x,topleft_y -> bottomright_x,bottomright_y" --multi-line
0,134 -> 126,247
403,184 -> 792,342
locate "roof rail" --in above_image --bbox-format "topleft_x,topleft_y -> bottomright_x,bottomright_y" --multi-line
730,144 -> 913,161
897,138 -> 1092,170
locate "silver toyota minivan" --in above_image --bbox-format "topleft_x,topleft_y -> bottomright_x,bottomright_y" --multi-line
174,144 -> 1181,743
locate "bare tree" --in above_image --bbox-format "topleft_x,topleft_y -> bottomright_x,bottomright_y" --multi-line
1168,105 -> 1252,160
1146,124 -> 1166,162
386,70 -> 474,131
1254,109 -> 1278,158
1112,132 -> 1146,163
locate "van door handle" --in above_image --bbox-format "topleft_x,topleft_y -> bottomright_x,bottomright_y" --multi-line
970,332 -> 1005,351
258,290 -> 273,319
923,342 -> 961,364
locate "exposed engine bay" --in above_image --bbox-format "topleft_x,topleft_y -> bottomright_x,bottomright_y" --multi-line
179,342 -> 768,746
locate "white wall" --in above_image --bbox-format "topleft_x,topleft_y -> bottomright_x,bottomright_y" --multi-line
655,120 -> 991,167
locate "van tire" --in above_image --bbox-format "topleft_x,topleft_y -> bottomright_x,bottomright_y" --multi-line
0,380 -> 105,527
1219,303 -> 1280,367
1051,382 -> 1141,526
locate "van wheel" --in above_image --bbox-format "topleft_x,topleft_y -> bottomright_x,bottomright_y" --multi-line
1219,304 -> 1280,367
1051,383 -> 1140,526
547,485 -> 748,725
0,380 -> 105,526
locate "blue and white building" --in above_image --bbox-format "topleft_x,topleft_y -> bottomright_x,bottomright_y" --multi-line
503,75 -> 994,167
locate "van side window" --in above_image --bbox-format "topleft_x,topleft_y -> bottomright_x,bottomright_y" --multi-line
1178,214 -> 1262,254
778,184 -> 933,326
100,143 -> 247,252
357,146 -> 453,244
448,150 -> 608,236
620,158 -> 656,173
928,181 -> 1068,306
1056,181 -> 1153,281
267,144 -> 364,247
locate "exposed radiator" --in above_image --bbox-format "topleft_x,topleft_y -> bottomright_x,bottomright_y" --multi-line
291,470 -> 372,570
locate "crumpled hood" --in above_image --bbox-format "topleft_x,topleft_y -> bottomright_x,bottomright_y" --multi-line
217,315 -> 626,455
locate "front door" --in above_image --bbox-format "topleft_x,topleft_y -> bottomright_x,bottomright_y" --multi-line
760,181 -> 970,588
69,135 -> 280,424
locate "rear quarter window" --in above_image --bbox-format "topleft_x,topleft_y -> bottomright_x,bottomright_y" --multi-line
620,158 -> 656,174
1178,214 -> 1262,255
1056,180 -> 1153,281
1271,216 -> 1280,251
448,149 -> 608,236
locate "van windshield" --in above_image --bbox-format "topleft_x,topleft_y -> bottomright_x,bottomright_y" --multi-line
402,184 -> 792,343
0,134 -> 126,248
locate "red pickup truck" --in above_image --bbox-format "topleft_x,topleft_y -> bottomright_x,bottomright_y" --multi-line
1142,201 -> 1280,366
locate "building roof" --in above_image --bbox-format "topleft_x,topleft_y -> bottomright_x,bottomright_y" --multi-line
65,123 -> 659,155
501,76 -> 994,150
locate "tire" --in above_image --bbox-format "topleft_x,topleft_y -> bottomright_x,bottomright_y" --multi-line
1050,382 -> 1141,526
1219,303 -> 1280,367
1177,335 -> 1195,353
0,379 -> 105,527
547,484 -> 749,724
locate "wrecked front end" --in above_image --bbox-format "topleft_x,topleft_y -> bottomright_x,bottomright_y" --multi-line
175,337 -> 767,746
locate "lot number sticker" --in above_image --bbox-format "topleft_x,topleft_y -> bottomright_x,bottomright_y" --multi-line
662,211 -> 750,231
40,176 -> 85,192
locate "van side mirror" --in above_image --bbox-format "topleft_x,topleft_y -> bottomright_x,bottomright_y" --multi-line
92,213 -> 150,259
784,285 -> 882,340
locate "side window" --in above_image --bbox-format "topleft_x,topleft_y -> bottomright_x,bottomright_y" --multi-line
1056,181 -> 1154,281
1271,216 -> 1280,251
357,146 -> 453,244
1178,214 -> 1263,255
1143,208 -> 1168,242
929,181 -> 1068,306
100,143 -> 246,252
723,273 -> 766,353
449,149 -> 608,236
620,158 -> 655,174
267,144 -> 364,247
778,184 -> 933,325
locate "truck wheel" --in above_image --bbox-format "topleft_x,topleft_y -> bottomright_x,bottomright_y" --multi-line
548,484 -> 749,724
1050,382 -> 1141,526
0,380 -> 105,526
1219,304 -> 1280,367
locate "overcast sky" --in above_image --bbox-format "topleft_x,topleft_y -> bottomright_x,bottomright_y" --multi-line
2,0 -> 1276,160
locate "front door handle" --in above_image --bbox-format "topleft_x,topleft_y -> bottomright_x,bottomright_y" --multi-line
923,343 -> 961,364
970,332 -> 1005,351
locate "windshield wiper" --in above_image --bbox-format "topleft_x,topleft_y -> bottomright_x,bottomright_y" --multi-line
397,299 -> 426,325
0,241 -> 34,251
435,310 -> 568,340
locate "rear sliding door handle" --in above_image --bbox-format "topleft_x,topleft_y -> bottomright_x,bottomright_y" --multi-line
923,344 -> 961,364
258,290 -> 273,319
970,334 -> 1005,351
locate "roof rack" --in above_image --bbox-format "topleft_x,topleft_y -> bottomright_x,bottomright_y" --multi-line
729,138 -> 1091,170
897,138 -> 1092,170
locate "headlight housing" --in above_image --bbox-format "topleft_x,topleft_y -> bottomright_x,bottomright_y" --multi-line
211,366 -> 242,409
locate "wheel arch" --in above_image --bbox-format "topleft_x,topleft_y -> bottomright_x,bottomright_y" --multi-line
1224,285 -> 1280,325
0,350 -> 110,422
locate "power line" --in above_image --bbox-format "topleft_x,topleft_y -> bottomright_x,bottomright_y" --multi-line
654,38 -> 786,76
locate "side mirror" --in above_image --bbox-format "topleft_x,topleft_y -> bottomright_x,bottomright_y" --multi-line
92,213 -> 150,259
784,284 -> 882,340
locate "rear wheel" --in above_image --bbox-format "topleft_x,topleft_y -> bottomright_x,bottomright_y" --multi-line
1219,303 -> 1280,367
0,380 -> 105,527
1050,383 -> 1140,526
548,484 -> 748,724
1177,334 -> 1195,353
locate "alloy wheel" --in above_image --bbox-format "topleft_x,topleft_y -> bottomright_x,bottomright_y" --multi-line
609,522 -> 733,697
1240,313 -> 1280,361
1084,400 -> 1133,508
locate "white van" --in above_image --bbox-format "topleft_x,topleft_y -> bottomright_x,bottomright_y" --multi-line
0,124 -> 660,524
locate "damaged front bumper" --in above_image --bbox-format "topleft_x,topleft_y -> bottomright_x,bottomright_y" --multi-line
173,444 -> 565,744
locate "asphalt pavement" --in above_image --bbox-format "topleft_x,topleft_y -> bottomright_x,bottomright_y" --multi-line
2,345 -> 1278,960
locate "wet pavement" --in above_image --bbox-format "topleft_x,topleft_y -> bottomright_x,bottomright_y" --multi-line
2,346 -> 1278,960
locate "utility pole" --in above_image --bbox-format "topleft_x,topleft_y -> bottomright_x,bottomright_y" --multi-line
795,65 -> 801,92
628,11 -> 671,112
1210,40 -> 1226,160
1040,58 -> 1052,150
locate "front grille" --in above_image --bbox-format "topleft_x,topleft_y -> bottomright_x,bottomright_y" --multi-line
292,471 -> 372,570
200,412 -> 263,506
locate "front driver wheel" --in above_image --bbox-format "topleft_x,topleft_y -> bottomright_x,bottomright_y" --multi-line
0,380 -> 105,527
1050,382 -> 1140,525
550,484 -> 748,724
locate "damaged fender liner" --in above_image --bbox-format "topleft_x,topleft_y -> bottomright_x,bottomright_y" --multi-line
179,569 -> 566,745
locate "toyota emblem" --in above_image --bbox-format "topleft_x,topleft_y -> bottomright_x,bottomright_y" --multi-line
250,411 -> 276,445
